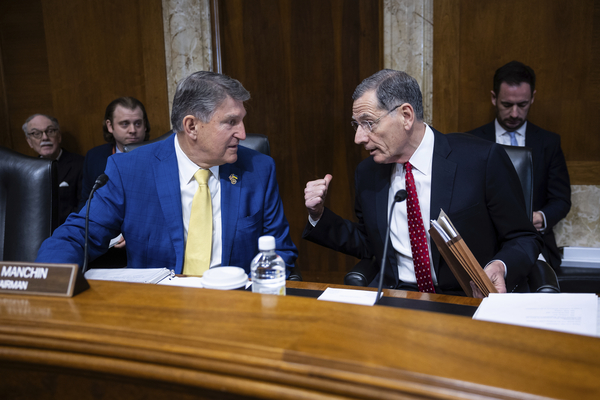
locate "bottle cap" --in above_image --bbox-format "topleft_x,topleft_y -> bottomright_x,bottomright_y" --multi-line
258,235 -> 276,251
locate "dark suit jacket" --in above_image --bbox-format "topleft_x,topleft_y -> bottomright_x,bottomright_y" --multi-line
37,134 -> 298,275
304,129 -> 542,294
79,143 -> 114,211
56,148 -> 84,225
469,121 -> 571,269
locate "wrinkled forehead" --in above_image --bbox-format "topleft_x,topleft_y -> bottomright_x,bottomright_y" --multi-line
352,90 -> 383,119
28,116 -> 57,131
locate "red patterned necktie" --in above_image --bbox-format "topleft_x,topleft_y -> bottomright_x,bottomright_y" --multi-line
404,162 -> 435,293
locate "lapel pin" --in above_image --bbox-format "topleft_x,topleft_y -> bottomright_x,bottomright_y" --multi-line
229,174 -> 238,184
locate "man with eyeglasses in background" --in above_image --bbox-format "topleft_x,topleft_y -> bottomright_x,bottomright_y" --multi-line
303,69 -> 542,297
23,114 -> 84,225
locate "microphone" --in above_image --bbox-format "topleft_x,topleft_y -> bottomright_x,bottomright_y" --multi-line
81,174 -> 109,274
375,189 -> 408,305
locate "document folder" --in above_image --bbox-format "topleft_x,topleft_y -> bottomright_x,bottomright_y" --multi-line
429,210 -> 497,297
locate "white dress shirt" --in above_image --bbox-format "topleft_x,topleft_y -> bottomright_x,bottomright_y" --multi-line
175,134 -> 223,268
389,124 -> 437,284
494,119 -> 526,146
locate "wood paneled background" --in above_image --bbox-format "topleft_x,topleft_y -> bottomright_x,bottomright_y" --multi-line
433,0 -> 600,185
1,0 -> 598,283
218,0 -> 382,282
0,0 -> 170,157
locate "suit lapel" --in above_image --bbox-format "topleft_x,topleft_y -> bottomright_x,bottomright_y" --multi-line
429,129 -> 457,272
153,136 -> 185,271
481,122 -> 496,141
56,150 -> 70,183
525,122 -> 544,165
219,162 -> 242,266
525,122 -> 537,147
365,162 -> 398,283
374,163 -> 393,246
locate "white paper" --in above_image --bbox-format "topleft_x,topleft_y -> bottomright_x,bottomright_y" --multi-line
84,267 -> 173,284
317,288 -> 381,306
473,293 -> 598,337
108,233 -> 123,248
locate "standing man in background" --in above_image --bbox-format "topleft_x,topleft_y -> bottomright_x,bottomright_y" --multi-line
79,97 -> 150,210
469,61 -> 571,270
23,114 -> 83,225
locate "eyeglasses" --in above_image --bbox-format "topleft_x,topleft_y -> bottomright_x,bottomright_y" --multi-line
28,127 -> 59,139
351,104 -> 402,132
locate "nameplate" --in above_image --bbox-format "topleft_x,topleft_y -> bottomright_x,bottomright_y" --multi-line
0,261 -> 89,297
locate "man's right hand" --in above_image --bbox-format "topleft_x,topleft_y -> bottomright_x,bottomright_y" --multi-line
304,174 -> 333,222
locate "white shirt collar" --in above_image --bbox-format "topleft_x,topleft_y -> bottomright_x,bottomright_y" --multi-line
406,123 -> 434,176
174,134 -> 219,183
494,118 -> 527,136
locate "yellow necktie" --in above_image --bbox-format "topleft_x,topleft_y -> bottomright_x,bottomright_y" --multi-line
183,169 -> 212,276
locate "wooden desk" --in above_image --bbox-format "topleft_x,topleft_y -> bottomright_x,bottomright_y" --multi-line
0,280 -> 599,399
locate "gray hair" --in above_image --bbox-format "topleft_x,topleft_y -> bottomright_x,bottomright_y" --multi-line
22,114 -> 60,137
352,69 -> 424,121
171,71 -> 251,133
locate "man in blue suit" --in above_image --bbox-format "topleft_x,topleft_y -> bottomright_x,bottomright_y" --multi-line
303,69 -> 542,296
37,71 -> 298,275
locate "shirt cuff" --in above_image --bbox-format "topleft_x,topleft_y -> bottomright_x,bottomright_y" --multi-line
308,214 -> 319,227
537,210 -> 548,232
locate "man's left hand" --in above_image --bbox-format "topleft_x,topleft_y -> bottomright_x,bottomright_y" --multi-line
470,261 -> 507,298
533,211 -> 544,230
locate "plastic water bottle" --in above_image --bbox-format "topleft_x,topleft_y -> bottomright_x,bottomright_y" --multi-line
251,236 -> 286,295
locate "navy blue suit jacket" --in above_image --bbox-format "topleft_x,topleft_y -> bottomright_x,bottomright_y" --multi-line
79,143 -> 113,210
469,121 -> 571,268
37,134 -> 298,274
304,129 -> 542,294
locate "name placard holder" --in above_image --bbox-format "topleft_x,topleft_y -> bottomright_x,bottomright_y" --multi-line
0,261 -> 89,297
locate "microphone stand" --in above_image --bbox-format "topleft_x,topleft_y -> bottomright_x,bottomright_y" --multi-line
81,174 -> 109,275
375,189 -> 407,305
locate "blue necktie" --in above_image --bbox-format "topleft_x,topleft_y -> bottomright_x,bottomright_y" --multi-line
508,131 -> 518,146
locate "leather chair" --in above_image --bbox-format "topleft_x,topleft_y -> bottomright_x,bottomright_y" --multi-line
500,145 -> 560,293
0,146 -> 58,262
344,145 -> 560,293
123,131 -> 301,280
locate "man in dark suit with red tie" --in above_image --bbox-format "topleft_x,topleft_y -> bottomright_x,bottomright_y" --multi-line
468,61 -> 571,270
303,69 -> 542,296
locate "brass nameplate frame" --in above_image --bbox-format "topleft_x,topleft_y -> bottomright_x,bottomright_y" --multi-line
0,261 -> 89,297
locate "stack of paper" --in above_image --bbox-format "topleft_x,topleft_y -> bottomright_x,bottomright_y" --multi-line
473,293 -> 598,337
84,268 -> 173,284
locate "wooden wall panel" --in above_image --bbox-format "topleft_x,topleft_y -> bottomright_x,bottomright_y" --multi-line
219,0 -> 381,283
0,0 -> 170,158
434,0 -> 600,185
0,0 -> 54,153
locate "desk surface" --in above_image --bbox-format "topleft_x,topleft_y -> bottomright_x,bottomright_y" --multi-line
1,280 -> 599,399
